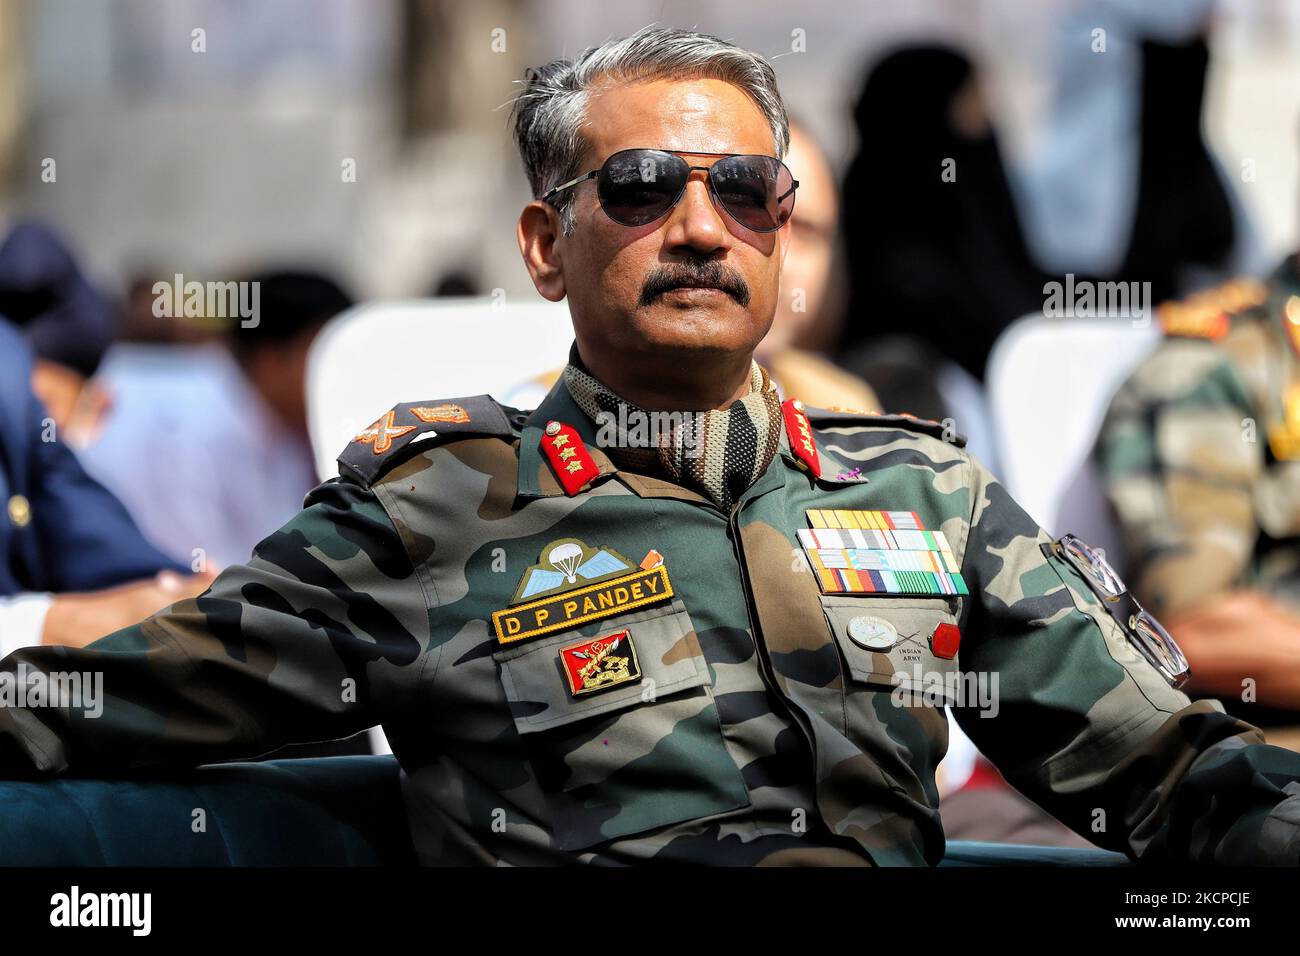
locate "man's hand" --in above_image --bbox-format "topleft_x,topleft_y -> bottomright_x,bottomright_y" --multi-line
1166,589 -> 1300,709
41,570 -> 219,648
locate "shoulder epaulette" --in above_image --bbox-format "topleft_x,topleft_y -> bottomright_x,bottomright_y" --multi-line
1157,277 -> 1268,341
338,395 -> 515,484
802,404 -> 967,448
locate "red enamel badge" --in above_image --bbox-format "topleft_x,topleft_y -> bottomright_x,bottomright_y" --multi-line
541,420 -> 600,496
559,630 -> 642,697
931,623 -> 961,660
781,399 -> 821,477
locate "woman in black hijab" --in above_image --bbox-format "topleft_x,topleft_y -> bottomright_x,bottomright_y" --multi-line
1117,34 -> 1236,301
838,45 -> 1049,383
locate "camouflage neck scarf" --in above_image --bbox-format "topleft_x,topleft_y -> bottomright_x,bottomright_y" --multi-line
562,351 -> 782,511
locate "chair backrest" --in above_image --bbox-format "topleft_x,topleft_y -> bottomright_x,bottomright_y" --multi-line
985,315 -> 1160,574
305,297 -> 575,480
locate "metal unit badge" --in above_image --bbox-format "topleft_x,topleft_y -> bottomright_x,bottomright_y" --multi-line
559,631 -> 642,697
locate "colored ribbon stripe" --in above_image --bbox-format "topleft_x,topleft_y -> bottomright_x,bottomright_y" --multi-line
799,512 -> 967,596
807,509 -> 923,531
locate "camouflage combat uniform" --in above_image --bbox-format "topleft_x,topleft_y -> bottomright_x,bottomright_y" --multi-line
1097,258 -> 1300,617
2,369 -> 1299,866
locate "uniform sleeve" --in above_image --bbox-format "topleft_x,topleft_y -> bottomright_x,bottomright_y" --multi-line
0,476 -> 431,777
25,383 -> 186,590
952,454 -> 1300,865
1095,340 -> 1262,617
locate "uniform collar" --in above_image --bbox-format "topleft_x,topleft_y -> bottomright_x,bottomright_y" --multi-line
517,374 -> 866,501
518,375 -> 617,499
778,412 -> 866,487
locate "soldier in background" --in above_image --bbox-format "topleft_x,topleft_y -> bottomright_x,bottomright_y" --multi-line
1,28 -> 1299,866
1097,257 -> 1300,716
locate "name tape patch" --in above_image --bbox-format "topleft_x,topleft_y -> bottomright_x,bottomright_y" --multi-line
493,566 -> 673,645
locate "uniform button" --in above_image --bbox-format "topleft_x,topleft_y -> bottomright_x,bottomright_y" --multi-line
7,494 -> 31,529
544,420 -> 561,437
847,615 -> 897,650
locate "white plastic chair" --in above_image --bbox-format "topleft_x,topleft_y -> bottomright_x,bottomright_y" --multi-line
934,315 -> 1163,792
985,314 -> 1160,576
305,296 -> 575,755
305,297 -> 575,482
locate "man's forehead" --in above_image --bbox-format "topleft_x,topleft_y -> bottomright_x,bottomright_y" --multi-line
580,77 -> 777,162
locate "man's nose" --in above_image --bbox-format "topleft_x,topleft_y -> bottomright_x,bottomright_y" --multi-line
662,171 -> 731,256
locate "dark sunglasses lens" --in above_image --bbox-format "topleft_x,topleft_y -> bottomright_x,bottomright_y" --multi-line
710,155 -> 795,232
597,150 -> 686,226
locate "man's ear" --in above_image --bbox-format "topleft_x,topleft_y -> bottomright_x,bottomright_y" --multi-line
777,217 -> 793,270
517,201 -> 567,302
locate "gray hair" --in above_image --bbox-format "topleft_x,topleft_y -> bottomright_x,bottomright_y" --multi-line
511,26 -> 790,235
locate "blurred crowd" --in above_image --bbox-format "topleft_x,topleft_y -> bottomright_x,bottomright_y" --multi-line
2,0 -> 1300,841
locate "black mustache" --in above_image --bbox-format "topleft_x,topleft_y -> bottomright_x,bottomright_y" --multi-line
639,260 -> 750,307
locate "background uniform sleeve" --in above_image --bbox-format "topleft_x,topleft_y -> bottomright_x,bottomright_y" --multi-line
25,382 -> 186,590
0,475 -> 431,777
953,453 -> 1300,865
1095,340 -> 1262,617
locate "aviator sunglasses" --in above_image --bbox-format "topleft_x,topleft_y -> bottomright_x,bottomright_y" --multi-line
543,147 -> 798,233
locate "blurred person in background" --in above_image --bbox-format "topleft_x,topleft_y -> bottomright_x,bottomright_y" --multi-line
838,44 -> 1049,384
0,220 -> 117,446
78,269 -> 352,571
753,119 -> 878,412
115,268 -> 225,345
1096,187 -> 1300,725
1014,0 -> 1262,295
0,219 -> 214,656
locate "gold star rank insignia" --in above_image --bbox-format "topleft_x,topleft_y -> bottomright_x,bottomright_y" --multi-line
541,421 -> 600,495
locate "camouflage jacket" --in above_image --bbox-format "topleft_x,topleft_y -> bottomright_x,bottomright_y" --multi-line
1097,259 -> 1300,617
2,374 -> 1299,866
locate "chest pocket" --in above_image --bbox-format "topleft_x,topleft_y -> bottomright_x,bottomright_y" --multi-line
819,595 -> 962,706
492,599 -> 750,851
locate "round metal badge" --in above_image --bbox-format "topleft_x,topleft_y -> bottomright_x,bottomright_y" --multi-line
846,615 -> 898,650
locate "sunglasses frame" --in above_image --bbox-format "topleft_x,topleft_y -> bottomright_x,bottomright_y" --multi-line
1041,535 -> 1191,689
542,148 -> 798,233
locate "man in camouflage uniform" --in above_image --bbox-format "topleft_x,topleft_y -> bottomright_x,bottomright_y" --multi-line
1097,261 -> 1300,711
1,27 -> 1299,866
